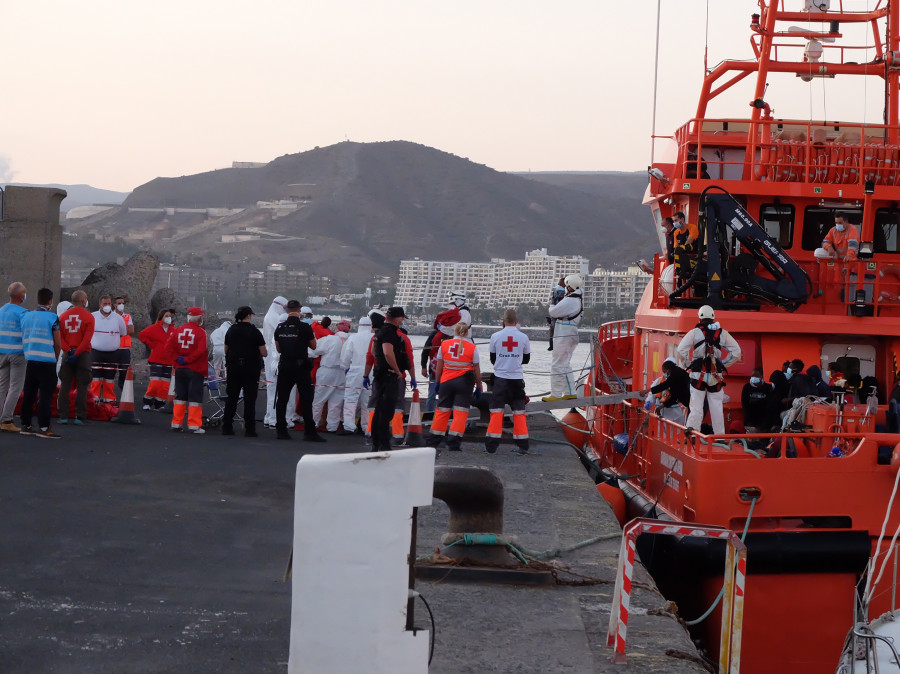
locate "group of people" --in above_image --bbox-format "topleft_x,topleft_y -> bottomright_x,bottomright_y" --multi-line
0,280 -> 547,455
0,283 -> 136,439
640,303 -> 867,435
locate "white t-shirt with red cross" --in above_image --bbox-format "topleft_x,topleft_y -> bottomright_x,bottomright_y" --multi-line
489,326 -> 531,380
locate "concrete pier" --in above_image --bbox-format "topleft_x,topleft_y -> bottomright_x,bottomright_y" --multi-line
0,386 -> 706,672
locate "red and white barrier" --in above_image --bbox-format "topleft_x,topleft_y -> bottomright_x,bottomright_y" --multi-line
607,517 -> 747,672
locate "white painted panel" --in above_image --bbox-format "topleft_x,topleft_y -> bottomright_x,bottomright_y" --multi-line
288,448 -> 435,674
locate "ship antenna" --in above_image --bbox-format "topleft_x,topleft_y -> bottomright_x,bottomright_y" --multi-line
703,0 -> 710,74
650,0 -> 661,165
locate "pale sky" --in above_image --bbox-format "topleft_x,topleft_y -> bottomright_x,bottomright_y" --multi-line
1,1 -> 886,192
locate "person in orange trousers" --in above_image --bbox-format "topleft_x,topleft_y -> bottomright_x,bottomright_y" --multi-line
426,322 -> 483,451
166,307 -> 208,434
485,309 -> 531,455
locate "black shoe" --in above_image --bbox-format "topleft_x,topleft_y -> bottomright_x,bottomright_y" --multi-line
222,426 -> 235,436
336,428 -> 354,436
19,425 -> 35,436
484,443 -> 499,454
245,429 -> 258,438
304,433 -> 327,443
511,446 -> 529,455
276,430 -> 291,440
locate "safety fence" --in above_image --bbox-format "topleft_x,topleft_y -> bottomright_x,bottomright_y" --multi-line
607,518 -> 747,672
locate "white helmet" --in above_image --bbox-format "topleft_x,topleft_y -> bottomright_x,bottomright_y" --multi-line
448,291 -> 467,308
564,273 -> 584,290
698,305 -> 715,320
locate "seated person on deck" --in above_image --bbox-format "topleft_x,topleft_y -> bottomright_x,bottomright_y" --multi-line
741,368 -> 773,432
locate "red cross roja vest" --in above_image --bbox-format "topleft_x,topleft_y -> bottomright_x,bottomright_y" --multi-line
439,338 -> 476,383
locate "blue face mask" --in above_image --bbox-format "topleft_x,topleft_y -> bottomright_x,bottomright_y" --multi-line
664,372 -> 670,379
785,368 -> 794,380
835,224 -> 846,233
555,285 -> 565,292
302,317 -> 312,325
750,377 -> 761,385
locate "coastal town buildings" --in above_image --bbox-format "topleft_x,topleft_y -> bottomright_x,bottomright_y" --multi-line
394,248 -> 647,309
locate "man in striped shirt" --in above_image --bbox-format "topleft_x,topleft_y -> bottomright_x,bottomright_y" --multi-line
0,282 -> 28,433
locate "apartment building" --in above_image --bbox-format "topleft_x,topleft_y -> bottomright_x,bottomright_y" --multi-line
237,263 -> 332,297
395,249 -> 589,309
583,266 -> 651,307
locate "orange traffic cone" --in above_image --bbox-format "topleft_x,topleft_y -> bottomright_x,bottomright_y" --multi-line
404,389 -> 425,447
162,372 -> 175,412
111,366 -> 142,425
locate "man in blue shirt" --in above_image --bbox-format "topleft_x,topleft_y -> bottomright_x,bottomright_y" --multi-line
19,288 -> 61,439
0,281 -> 28,433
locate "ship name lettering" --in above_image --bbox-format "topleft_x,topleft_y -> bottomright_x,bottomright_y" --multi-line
659,451 -> 683,475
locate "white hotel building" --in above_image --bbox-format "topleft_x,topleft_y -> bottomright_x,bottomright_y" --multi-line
394,248 -> 590,309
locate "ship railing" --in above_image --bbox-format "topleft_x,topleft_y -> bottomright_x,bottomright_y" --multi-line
598,319 -> 635,343
805,258 -> 900,317
670,118 -> 900,187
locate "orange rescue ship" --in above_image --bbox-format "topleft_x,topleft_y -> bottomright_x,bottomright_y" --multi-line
587,1 -> 900,671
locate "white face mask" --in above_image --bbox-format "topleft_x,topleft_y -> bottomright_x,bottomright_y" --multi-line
101,305 -> 112,314
116,303 -> 125,312
22,293 -> 26,304
163,316 -> 173,325
836,224 -> 846,233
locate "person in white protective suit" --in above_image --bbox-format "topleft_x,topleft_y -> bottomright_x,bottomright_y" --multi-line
543,273 -> 585,401
263,296 -> 297,428
438,291 -> 472,338
338,316 -> 373,435
309,328 -> 346,432
209,320 -> 231,379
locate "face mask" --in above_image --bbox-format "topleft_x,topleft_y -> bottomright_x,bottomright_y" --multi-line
750,377 -> 761,385
556,285 -> 565,292
785,368 -> 794,380
22,293 -> 26,304
823,370 -> 830,380
101,305 -> 112,314
302,318 -> 312,325
117,303 -> 125,312
163,316 -> 173,325
664,372 -> 670,379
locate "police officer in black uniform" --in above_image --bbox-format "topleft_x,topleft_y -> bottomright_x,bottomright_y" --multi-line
371,306 -> 409,452
222,306 -> 267,437
273,300 -> 325,442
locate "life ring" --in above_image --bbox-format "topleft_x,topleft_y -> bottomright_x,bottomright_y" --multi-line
827,144 -> 842,183
846,148 -> 860,184
756,143 -> 775,180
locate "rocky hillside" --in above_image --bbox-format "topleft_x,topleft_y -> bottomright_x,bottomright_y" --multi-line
66,141 -> 655,286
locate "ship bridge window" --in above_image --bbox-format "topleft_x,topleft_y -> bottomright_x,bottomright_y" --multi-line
874,208 -> 900,254
802,207 -> 862,251
759,204 -> 794,248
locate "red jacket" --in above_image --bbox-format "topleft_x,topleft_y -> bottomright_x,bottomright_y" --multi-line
59,307 -> 95,356
139,321 -> 175,365
165,323 -> 208,375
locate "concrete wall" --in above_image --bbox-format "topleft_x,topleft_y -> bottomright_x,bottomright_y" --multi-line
0,186 -> 66,305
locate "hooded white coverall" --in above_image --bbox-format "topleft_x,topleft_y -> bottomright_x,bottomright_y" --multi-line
263,297 -> 297,427
310,332 -> 345,432
340,317 -> 373,432
548,289 -> 584,397
209,321 -> 231,378
676,323 -> 742,435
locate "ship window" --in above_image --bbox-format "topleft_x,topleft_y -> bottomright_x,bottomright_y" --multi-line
875,208 -> 900,254
759,204 -> 794,248
802,207 -> 862,251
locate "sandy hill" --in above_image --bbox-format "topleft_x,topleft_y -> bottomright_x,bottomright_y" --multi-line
68,141 -> 654,286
